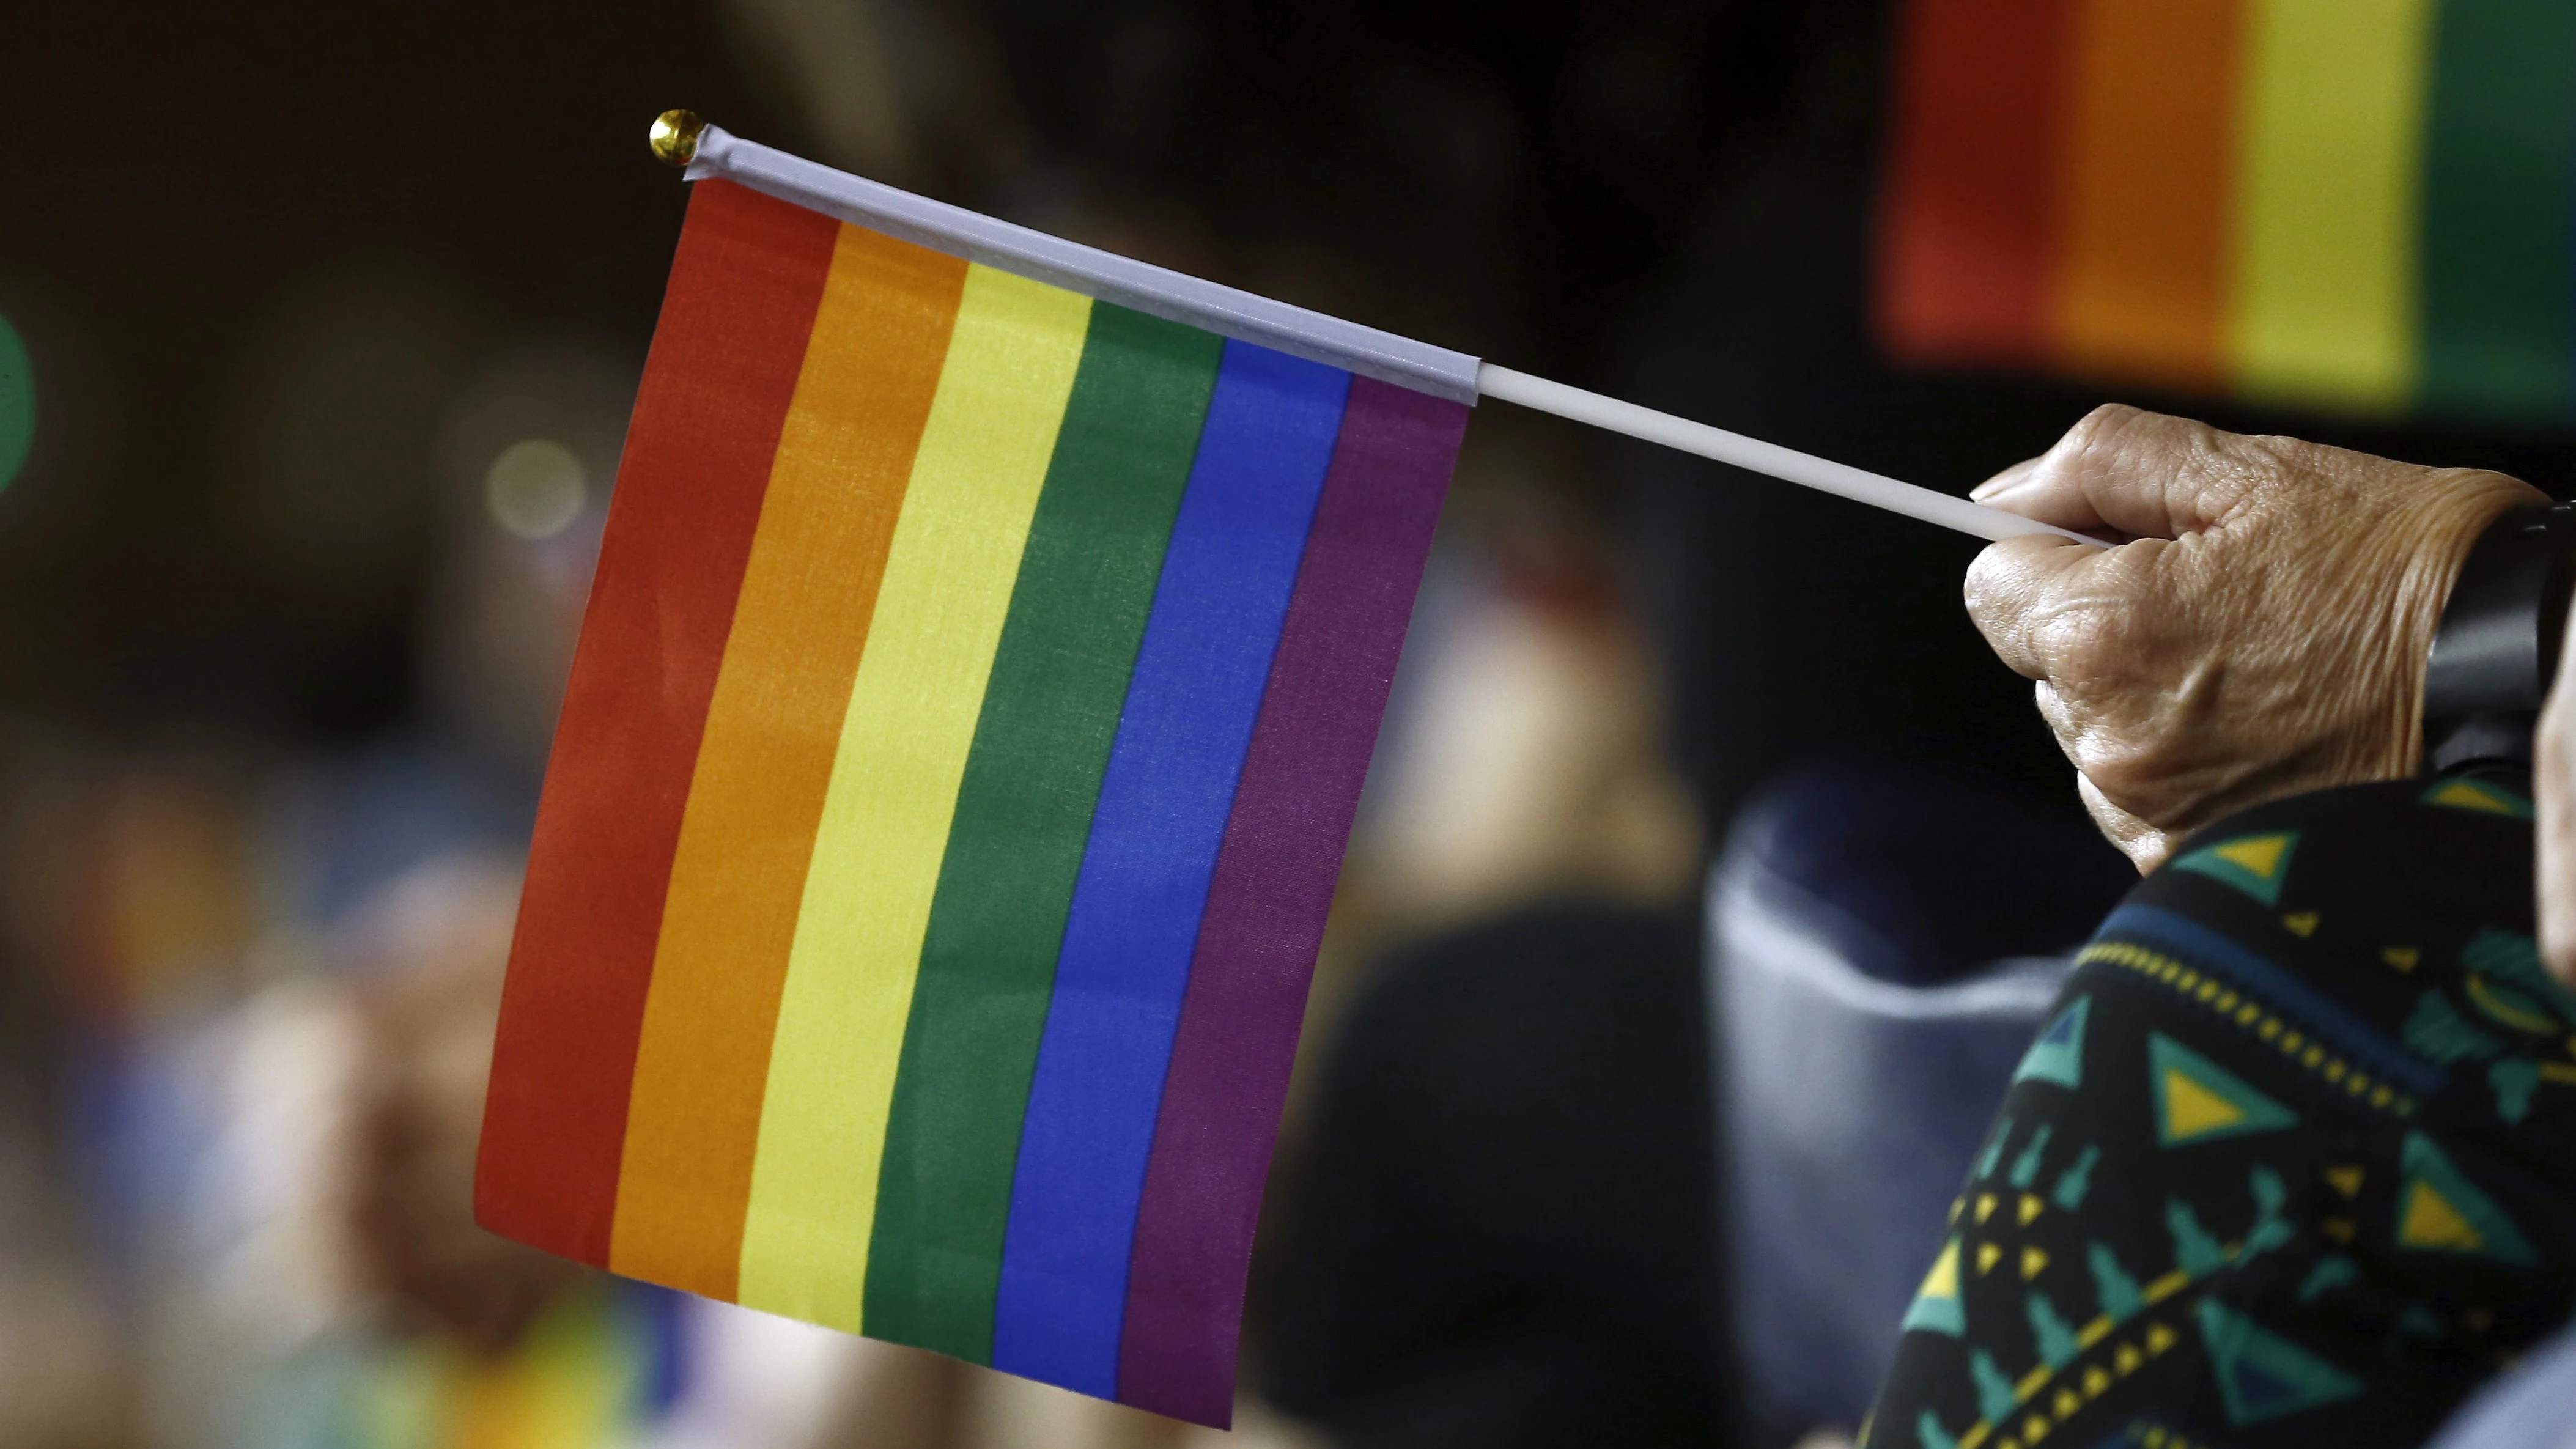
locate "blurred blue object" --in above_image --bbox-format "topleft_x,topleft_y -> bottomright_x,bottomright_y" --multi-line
1707,759 -> 2130,1441
2427,1323 -> 2576,1449
274,737 -> 537,935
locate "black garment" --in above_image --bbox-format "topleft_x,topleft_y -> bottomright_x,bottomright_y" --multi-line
1867,771 -> 2576,1449
1258,904 -> 1722,1448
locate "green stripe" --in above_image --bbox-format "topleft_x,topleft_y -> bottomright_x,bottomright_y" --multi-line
860,302 -> 1222,1360
2418,0 -> 2576,419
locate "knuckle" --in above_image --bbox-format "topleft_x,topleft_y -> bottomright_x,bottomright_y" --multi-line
2061,402 -> 2145,457
2064,404 -> 2258,522
2057,402 -> 2177,479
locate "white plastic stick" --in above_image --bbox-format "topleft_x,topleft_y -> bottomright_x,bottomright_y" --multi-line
688,125 -> 2095,545
1477,365 -> 2097,545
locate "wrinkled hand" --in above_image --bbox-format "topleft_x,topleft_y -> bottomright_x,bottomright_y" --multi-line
1966,404 -> 2542,871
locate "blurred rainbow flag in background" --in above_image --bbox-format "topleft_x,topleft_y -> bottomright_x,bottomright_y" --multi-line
476,156 -> 1467,1425
1878,0 -> 2576,421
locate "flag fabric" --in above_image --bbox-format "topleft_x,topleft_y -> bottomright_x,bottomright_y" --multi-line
1877,0 -> 2576,422
475,175 -> 1469,1425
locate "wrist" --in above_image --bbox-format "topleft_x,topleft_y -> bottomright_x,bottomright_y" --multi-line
2420,484 -> 2572,770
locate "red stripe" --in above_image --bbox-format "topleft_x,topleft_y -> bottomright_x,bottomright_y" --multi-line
473,179 -> 838,1266
1874,0 -> 2081,366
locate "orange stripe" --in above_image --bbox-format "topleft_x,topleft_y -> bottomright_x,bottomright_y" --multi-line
2051,0 -> 2244,389
607,224 -> 969,1298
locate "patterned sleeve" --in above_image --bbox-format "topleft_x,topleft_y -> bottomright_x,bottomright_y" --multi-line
1863,769 -> 2576,1449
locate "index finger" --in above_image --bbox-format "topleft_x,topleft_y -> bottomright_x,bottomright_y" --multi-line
1970,404 -> 2242,541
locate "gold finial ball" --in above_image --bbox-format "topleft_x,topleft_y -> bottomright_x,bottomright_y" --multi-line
649,110 -> 706,167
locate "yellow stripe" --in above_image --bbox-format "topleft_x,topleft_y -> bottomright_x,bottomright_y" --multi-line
734,264 -> 1093,1326
2229,0 -> 2436,411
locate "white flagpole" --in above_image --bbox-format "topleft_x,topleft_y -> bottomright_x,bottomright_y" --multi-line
1474,366 -> 2094,544
656,113 -> 2102,548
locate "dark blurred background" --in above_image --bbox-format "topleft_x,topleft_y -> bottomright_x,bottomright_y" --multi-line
5,0 -> 1814,743
6,2 -> 2571,1448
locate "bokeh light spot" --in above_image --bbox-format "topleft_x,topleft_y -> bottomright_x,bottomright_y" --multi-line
484,438 -> 586,540
0,312 -> 32,492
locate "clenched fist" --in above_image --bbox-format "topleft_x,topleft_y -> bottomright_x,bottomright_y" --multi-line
1965,404 -> 2542,871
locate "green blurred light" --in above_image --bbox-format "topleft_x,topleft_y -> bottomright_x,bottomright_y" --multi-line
0,312 -> 28,492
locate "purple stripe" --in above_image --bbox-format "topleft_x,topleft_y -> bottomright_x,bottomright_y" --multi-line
1112,378 -> 1469,1425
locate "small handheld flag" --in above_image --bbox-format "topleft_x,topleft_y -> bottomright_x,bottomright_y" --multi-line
476,112 -> 2081,1429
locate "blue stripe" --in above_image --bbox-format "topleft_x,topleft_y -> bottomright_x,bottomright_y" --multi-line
990,341 -> 1349,1395
2093,904 -> 2443,1094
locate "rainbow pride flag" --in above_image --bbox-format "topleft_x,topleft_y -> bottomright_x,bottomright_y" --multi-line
1877,0 -> 2576,421
476,174 -> 1467,1424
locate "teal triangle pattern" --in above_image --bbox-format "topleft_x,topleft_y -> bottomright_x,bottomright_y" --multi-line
2012,995 -> 2090,1090
2009,1124 -> 2054,1189
2168,1198 -> 2229,1276
2492,1060 -> 2541,1124
2196,1298 -> 2363,1425
1968,1351 -> 2018,1426
2297,1256 -> 2358,1303
2397,1132 -> 2539,1265
1900,1237 -> 1966,1337
2169,831 -> 2299,907
2052,1144 -> 2102,1211
2149,1033 -> 2299,1147
1974,1115 -> 2014,1180
2088,1241 -> 2142,1322
2026,1292 -> 2078,1368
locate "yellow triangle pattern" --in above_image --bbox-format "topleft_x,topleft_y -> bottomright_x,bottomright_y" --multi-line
1918,1237 -> 1962,1300
2399,1181 -> 2485,1253
2021,1245 -> 2050,1280
2163,1068 -> 2247,1140
2212,834 -> 2292,879
2429,780 -> 2523,816
1977,1242 -> 2004,1275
